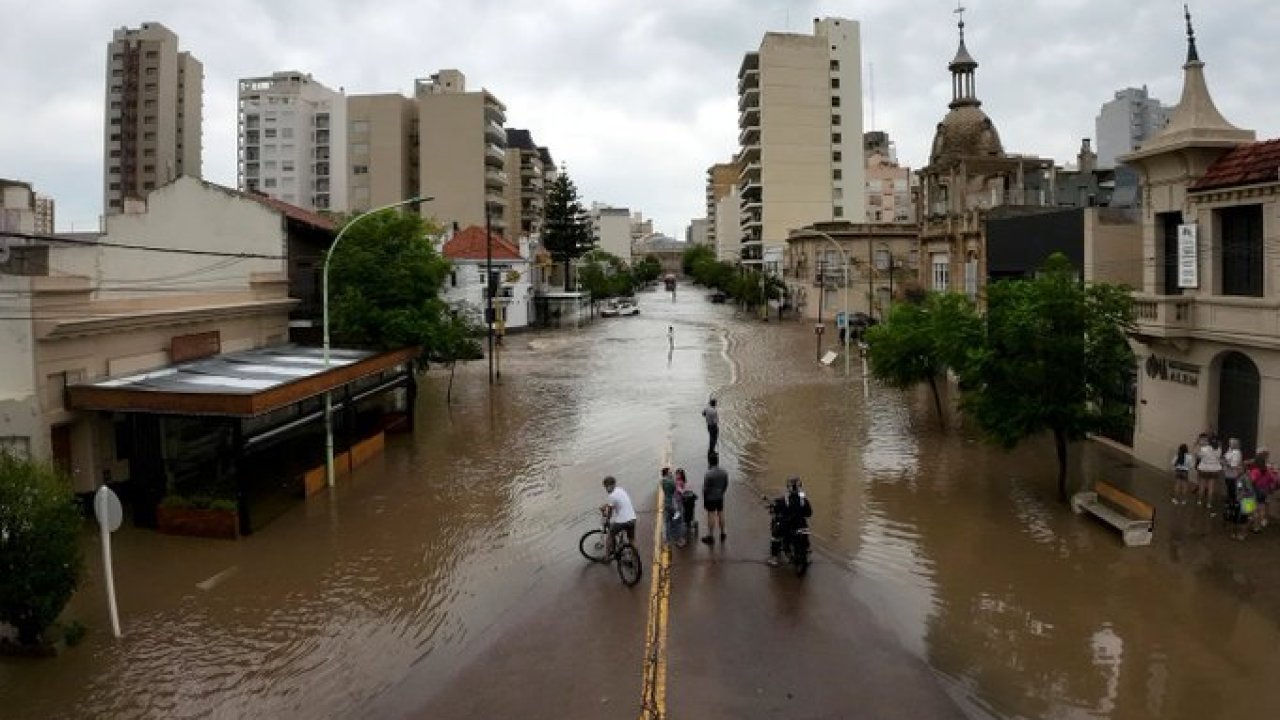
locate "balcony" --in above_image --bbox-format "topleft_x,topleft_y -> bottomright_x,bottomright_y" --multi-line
738,87 -> 759,112
1133,293 -> 1280,344
738,107 -> 760,130
738,124 -> 760,147
739,144 -> 760,165
738,161 -> 761,184
485,120 -> 506,143
485,169 -> 507,189
485,143 -> 506,166
740,197 -> 762,214
742,213 -> 762,230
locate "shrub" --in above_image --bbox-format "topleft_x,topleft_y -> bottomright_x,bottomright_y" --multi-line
0,452 -> 83,645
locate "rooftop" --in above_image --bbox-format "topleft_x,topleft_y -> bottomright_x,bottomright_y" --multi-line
442,226 -> 523,261
1189,138 -> 1280,192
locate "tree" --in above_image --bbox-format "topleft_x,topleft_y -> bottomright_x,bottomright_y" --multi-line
0,452 -> 83,646
960,254 -> 1135,501
542,172 -> 595,290
328,210 -> 452,358
633,255 -> 663,286
865,292 -> 982,426
682,244 -> 716,277
577,250 -> 634,308
425,305 -> 484,404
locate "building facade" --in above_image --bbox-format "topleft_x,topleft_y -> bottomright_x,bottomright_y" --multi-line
237,71 -> 347,212
736,17 -> 866,268
104,22 -> 202,215
503,129 -> 546,241
441,226 -> 535,331
1123,19 -> 1274,467
864,131 -> 915,223
346,93 -> 418,213
416,70 -> 508,236
704,161 -> 738,255
714,185 -> 742,263
782,221 -> 918,321
917,14 -> 1053,302
1096,86 -> 1173,169
686,218 -> 709,246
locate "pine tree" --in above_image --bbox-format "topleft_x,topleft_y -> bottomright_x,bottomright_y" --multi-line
541,171 -> 596,290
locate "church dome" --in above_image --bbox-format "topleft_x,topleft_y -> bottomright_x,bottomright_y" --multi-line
930,105 -> 1004,165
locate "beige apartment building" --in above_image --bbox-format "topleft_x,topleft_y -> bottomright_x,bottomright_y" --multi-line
736,17 -> 865,269
704,161 -> 738,257
237,71 -> 347,212
864,131 -> 916,224
346,93 -> 418,213
103,22 -> 202,215
416,70 -> 508,235
503,128 -> 546,240
1123,23 -> 1277,467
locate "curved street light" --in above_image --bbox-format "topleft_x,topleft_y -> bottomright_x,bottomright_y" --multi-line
797,229 -> 851,376
322,195 -> 431,489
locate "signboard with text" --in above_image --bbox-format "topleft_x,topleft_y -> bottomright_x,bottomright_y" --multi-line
1177,224 -> 1198,289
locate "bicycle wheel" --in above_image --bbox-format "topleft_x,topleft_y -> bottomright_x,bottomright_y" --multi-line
579,529 -> 609,562
616,545 -> 643,586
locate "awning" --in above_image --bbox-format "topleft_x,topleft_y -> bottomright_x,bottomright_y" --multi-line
67,345 -> 419,417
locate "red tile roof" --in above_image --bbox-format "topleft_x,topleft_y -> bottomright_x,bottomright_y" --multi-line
442,225 -> 523,260
243,192 -> 337,231
1190,138 -> 1280,192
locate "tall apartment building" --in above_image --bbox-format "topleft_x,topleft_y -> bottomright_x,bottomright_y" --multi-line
589,204 -> 633,259
1096,86 -> 1173,168
346,93 -> 418,213
103,22 -> 202,214
237,71 -> 347,212
686,218 -> 709,246
503,128 -> 546,240
416,70 -> 508,235
736,17 -> 865,267
704,161 -> 738,254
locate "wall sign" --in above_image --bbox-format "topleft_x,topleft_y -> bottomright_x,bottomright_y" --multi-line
1177,223 -> 1199,288
1145,354 -> 1199,386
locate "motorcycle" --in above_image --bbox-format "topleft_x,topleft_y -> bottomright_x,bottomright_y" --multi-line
766,494 -> 811,577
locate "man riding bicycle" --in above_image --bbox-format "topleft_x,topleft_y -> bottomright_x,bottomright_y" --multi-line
601,476 -> 637,554
769,476 -> 813,567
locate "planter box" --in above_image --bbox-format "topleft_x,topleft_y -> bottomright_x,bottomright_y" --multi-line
157,505 -> 240,540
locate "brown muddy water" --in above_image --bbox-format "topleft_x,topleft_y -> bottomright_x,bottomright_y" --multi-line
2,288 -> 1278,719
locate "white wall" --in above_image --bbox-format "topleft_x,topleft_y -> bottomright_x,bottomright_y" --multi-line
0,274 -> 41,459
442,258 -> 534,330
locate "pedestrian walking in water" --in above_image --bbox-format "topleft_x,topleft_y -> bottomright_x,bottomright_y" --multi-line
668,325 -> 674,348
702,398 -> 720,454
1172,443 -> 1193,505
700,451 -> 728,545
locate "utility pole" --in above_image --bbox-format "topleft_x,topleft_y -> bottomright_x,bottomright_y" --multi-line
815,259 -> 825,363
485,209 -> 495,385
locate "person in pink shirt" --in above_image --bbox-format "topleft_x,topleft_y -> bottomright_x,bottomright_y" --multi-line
1248,447 -> 1277,532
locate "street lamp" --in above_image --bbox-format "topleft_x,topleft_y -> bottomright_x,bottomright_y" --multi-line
322,195 -> 431,489
799,229 -> 851,376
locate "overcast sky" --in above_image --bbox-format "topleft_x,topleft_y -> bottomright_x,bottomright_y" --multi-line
3,0 -> 1277,237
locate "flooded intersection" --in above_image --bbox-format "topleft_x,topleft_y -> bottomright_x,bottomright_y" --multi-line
4,287 -> 1280,719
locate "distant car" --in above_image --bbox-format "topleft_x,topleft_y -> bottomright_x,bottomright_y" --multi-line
709,291 -> 727,304
601,299 -> 639,317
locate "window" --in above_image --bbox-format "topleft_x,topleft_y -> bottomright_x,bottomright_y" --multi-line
965,257 -> 979,299
109,182 -> 120,190
1219,205 -> 1263,297
833,206 -> 844,218
264,128 -> 277,138
1157,211 -> 1184,294
931,253 -> 950,291
145,83 -> 157,92
264,178 -> 277,188
282,161 -> 295,172
109,133 -> 121,141
353,164 -> 368,175
833,151 -> 842,162
830,78 -> 840,89
143,164 -> 154,172
830,60 -> 840,71
875,249 -> 890,271
831,96 -> 841,107
109,149 -> 121,158
833,187 -> 843,199
144,148 -> 155,157
832,114 -> 841,126
281,127 -> 294,139
832,133 -> 842,144
833,169 -> 842,180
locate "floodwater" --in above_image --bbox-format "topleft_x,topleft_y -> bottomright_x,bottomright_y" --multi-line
3,287 -> 1280,719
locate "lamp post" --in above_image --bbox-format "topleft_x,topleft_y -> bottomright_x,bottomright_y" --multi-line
322,195 -> 430,489
800,230 -> 851,376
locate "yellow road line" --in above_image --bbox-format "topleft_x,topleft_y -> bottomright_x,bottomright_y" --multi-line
639,449 -> 673,718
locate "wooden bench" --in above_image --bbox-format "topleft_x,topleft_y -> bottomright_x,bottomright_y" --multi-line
1070,480 -> 1154,547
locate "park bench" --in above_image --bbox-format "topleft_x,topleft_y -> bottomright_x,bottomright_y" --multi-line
1070,480 -> 1154,547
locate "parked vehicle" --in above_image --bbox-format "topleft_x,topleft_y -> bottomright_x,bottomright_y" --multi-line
600,299 -> 639,317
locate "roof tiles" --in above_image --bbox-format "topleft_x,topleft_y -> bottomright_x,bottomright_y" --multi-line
1190,138 -> 1280,192
442,225 -> 522,260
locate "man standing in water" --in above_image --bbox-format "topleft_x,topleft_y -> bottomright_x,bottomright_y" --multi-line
701,451 -> 728,545
702,397 -> 719,454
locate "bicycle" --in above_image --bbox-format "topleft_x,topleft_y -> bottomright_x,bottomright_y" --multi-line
579,508 -> 644,586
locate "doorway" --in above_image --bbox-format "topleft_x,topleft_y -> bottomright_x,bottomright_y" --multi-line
1217,351 -> 1260,455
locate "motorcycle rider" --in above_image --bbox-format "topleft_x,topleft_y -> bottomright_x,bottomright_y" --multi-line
768,476 -> 813,567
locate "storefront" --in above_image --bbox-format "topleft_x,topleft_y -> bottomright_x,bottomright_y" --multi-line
68,345 -> 418,536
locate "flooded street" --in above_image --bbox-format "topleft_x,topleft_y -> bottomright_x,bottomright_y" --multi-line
4,286 -> 1280,719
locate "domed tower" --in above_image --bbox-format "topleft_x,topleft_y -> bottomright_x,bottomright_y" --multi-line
929,13 -> 1004,165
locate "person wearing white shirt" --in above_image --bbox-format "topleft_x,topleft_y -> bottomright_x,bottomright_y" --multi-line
601,476 -> 637,554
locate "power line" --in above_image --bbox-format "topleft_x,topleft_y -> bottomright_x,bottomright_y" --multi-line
0,230 -> 286,260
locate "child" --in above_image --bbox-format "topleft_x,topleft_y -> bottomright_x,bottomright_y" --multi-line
1172,443 -> 1193,505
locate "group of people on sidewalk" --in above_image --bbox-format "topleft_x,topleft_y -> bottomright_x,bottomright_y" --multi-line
1173,431 -> 1279,541
659,451 -> 727,549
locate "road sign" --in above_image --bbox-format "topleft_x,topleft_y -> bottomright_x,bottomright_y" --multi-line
836,311 -> 847,329
95,485 -> 123,533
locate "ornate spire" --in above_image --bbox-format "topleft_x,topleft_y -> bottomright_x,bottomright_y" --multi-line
948,4 -> 979,108
1184,5 -> 1200,64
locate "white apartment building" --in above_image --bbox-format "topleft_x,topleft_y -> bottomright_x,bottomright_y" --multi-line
103,22 -> 202,215
591,204 -> 633,260
1096,86 -> 1172,168
238,71 -> 347,212
736,17 -> 865,269
687,218 -> 709,246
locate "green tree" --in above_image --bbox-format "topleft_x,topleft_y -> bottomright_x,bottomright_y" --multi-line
328,210 -> 452,358
542,172 -> 595,290
866,292 -> 982,426
425,305 -> 484,404
960,254 -> 1135,501
0,452 -> 83,646
633,255 -> 663,286
682,244 -> 716,277
577,250 -> 634,308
